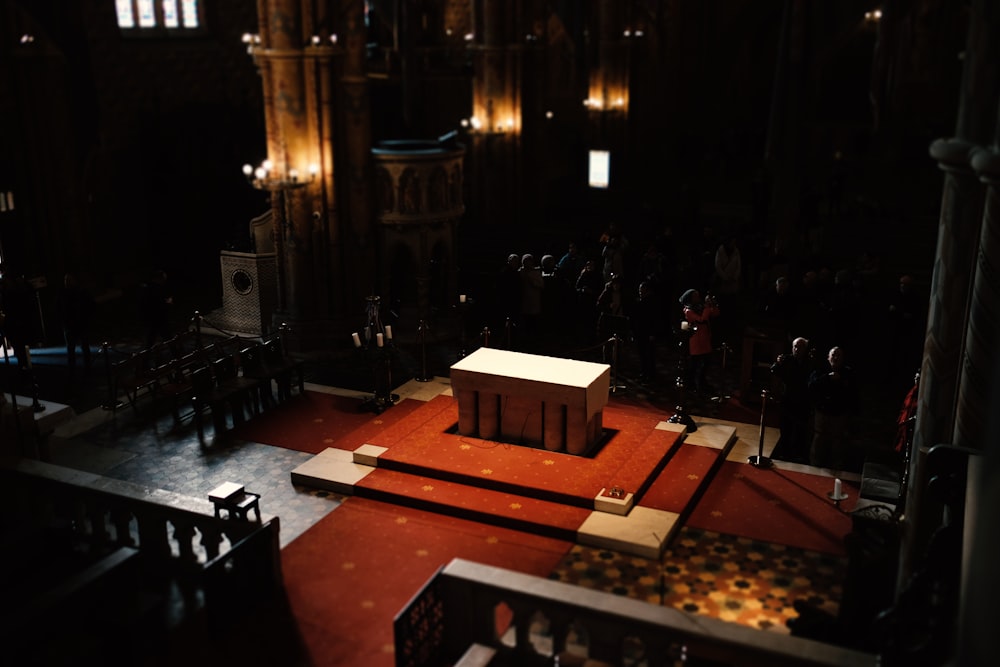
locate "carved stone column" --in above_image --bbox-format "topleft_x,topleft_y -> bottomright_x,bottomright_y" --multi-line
251,0 -> 343,341
901,0 -> 1000,589
955,147 -> 1000,452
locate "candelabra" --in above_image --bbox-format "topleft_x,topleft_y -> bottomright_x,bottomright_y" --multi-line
668,327 -> 697,432
455,293 -> 472,359
242,157 -> 318,313
351,295 -> 398,414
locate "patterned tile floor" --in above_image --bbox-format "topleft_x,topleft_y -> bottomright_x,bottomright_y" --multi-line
549,527 -> 845,634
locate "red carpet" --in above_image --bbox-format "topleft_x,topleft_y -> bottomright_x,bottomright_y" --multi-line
685,461 -> 859,555
637,443 -> 722,513
367,395 -> 684,506
229,391 -> 424,454
281,497 -> 571,667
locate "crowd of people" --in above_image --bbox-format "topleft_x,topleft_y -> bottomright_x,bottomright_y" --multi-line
481,220 -> 927,470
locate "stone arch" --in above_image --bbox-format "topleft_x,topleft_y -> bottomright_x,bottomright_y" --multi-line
376,166 -> 395,213
450,163 -> 463,208
429,166 -> 449,212
400,168 -> 421,214
493,600 -> 515,647
527,610 -> 554,658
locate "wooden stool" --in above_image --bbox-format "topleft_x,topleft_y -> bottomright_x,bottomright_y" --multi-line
208,481 -> 261,521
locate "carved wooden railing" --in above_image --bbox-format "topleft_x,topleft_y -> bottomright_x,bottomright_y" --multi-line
395,558 -> 880,667
0,457 -> 282,632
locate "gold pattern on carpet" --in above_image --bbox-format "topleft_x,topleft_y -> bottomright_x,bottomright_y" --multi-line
548,527 -> 845,633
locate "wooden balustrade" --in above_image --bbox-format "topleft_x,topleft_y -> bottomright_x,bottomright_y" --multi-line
0,457 -> 282,633
395,559 -> 880,667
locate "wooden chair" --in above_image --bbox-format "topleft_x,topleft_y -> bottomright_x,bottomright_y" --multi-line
112,349 -> 158,413
260,335 -> 304,402
191,362 -> 255,441
239,343 -> 276,409
211,353 -> 260,423
154,350 -> 201,425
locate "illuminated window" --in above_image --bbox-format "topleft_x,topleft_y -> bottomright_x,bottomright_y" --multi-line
589,150 -> 610,189
115,0 -> 202,32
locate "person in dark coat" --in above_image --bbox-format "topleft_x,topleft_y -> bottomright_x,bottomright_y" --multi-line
60,273 -> 96,373
770,336 -> 815,463
808,346 -> 859,469
141,269 -> 173,349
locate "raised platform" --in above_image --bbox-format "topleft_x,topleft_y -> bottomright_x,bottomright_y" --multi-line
291,381 -> 740,558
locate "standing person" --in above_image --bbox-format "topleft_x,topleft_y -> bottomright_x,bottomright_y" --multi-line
141,269 -> 173,349
574,258 -> 603,343
555,241 -> 584,287
712,235 -> 742,346
495,253 -> 522,338
631,281 -> 660,384
808,346 -> 859,469
1,272 -> 37,371
679,288 -> 720,395
60,272 -> 96,374
770,337 -> 815,464
518,253 -> 544,348
886,274 -> 926,393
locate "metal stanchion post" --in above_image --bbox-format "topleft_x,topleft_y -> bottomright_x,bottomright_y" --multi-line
609,335 -> 627,393
482,327 -> 490,348
415,320 -> 431,382
748,389 -> 773,468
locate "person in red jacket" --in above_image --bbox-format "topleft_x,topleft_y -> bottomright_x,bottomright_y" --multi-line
680,288 -> 721,395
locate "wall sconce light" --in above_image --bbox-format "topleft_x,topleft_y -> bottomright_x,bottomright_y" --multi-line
242,160 -> 319,191
864,9 -> 882,24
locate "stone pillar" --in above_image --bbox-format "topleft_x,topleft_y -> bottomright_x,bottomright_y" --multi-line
467,0 -> 523,228
252,0 -> 343,340
955,147 -> 1000,452
339,0 -> 377,316
901,0 -> 1000,588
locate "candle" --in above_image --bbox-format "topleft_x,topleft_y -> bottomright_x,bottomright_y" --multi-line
376,333 -> 384,347
385,325 -> 392,340
459,294 -> 467,303
680,321 -> 690,331
351,332 -> 361,348
833,478 -> 842,498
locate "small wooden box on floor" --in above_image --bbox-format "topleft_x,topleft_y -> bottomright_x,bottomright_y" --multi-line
450,348 -> 610,455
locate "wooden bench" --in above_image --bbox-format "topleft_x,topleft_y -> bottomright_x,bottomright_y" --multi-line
208,482 -> 261,521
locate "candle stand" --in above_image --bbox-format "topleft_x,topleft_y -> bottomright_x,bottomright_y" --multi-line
352,295 -> 399,414
20,346 -> 45,413
455,295 -> 473,359
415,319 -> 432,382
828,478 -> 849,508
668,329 -> 697,432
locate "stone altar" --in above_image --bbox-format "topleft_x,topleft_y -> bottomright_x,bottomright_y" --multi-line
450,349 -> 610,455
